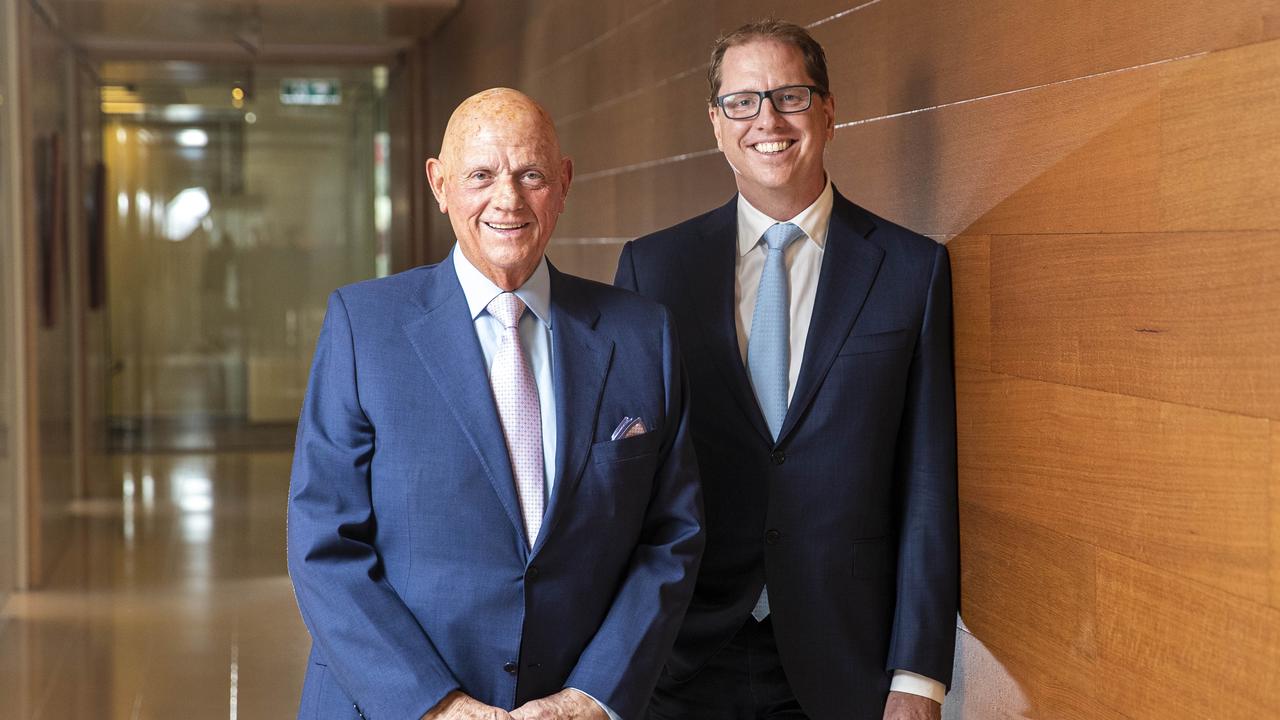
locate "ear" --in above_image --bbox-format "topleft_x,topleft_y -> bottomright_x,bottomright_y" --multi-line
822,93 -> 836,141
425,158 -> 448,213
708,103 -> 725,152
558,156 -> 574,212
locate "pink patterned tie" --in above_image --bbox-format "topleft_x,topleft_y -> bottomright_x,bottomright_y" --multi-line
486,292 -> 545,546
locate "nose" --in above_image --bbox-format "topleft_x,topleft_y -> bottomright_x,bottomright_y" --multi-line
754,97 -> 786,129
493,175 -> 524,210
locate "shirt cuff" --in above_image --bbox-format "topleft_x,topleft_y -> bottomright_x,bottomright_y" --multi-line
567,687 -> 622,720
890,670 -> 946,705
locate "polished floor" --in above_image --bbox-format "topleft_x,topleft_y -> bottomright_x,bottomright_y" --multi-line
0,452 -> 310,719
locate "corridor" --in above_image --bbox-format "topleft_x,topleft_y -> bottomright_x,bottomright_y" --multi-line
0,451 -> 308,718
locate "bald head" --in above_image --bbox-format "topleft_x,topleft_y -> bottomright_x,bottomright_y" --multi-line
438,88 -> 562,170
426,88 -> 573,290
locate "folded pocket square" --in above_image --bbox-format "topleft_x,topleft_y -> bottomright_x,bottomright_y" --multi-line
610,416 -> 647,441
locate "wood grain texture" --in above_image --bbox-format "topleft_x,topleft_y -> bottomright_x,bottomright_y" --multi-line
831,38 -> 1280,237
814,0 -> 1280,124
960,502 -> 1096,666
947,235 -> 989,371
1272,424 -> 1280,610
1157,37 -> 1280,231
989,232 -> 1280,419
1095,550 -> 1280,719
957,368 -> 1271,604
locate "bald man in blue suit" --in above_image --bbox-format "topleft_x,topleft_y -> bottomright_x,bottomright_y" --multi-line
288,89 -> 703,720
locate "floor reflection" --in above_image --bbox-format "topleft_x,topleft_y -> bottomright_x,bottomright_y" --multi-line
0,451 -> 309,719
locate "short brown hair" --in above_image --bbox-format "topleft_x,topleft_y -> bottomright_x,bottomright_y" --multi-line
707,19 -> 830,104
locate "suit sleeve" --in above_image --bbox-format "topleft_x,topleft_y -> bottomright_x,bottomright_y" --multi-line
287,290 -> 460,719
886,242 -> 960,689
564,306 -> 705,720
613,241 -> 639,294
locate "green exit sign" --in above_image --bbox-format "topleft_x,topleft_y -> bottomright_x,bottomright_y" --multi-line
280,79 -> 342,106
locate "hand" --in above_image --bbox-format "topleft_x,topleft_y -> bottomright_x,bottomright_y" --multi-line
422,690 -> 514,720
511,688 -> 608,720
882,691 -> 941,720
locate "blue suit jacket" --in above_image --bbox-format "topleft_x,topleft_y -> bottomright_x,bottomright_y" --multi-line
288,257 -> 704,720
615,189 -> 959,720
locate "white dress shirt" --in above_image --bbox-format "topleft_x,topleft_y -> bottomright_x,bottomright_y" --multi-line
733,185 -> 946,705
452,248 -> 621,720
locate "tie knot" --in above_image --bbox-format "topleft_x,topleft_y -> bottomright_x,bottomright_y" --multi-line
762,222 -> 804,252
486,292 -> 526,329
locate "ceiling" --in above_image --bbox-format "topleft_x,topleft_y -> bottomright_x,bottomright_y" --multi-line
44,0 -> 459,64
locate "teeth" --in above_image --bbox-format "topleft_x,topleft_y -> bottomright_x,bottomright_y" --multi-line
486,222 -> 526,230
753,141 -> 792,153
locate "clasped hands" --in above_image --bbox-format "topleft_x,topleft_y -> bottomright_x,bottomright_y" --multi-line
421,689 -> 607,720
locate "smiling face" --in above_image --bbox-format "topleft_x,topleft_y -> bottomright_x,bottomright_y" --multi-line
709,39 -> 835,219
426,89 -> 573,290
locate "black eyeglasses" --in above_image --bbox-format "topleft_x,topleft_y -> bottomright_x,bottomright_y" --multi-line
714,85 -> 822,120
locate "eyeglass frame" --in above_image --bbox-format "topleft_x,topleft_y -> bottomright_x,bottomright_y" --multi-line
713,84 -> 825,120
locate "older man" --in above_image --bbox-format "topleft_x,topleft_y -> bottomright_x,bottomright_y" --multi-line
289,89 -> 704,720
616,20 -> 959,720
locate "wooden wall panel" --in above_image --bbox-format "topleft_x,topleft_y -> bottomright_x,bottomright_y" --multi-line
1272,424 -> 1280,609
831,38 -> 1280,238
555,151 -> 735,241
830,62 -> 1161,236
957,368 -> 1271,604
1157,38 -> 1280,231
990,232 -> 1280,419
1095,551 -> 1280,718
948,235 -> 990,372
814,0 -> 1280,123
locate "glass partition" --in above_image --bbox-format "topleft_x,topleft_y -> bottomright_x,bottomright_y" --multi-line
102,64 -> 387,449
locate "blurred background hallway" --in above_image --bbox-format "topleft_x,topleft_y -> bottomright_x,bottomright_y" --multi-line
2,0 -> 1279,717
0,451 -> 307,717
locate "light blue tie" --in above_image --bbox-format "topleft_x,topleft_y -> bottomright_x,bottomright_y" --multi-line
747,222 -> 804,441
747,222 -> 803,622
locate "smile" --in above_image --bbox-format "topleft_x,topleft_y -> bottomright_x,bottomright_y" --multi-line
751,140 -> 794,154
484,222 -> 530,231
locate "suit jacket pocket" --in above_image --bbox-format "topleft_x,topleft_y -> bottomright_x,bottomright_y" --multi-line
591,427 -> 663,465
850,534 -> 897,579
837,327 -> 914,356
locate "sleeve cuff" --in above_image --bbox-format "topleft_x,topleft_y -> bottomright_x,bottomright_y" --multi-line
568,687 -> 622,720
890,670 -> 946,705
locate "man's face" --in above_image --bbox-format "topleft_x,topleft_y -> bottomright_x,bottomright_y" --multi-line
709,39 -> 834,213
427,92 -> 572,290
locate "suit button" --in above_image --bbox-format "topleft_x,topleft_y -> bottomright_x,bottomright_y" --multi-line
765,529 -> 781,544
770,450 -> 786,465
526,565 -> 539,580
503,661 -> 518,674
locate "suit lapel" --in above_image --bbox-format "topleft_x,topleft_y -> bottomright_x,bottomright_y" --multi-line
683,198 -> 774,446
534,265 -> 613,557
403,259 -> 528,555
778,190 -> 884,444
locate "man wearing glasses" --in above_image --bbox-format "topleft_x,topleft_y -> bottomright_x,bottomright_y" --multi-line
615,19 -> 958,720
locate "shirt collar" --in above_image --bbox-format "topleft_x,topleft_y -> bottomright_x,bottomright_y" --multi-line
451,245 -> 553,328
736,180 -> 834,256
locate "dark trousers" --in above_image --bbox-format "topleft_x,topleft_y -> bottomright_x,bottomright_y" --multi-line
647,617 -> 809,720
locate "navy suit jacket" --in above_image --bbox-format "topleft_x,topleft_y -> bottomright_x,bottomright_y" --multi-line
288,257 -> 704,720
614,189 -> 959,720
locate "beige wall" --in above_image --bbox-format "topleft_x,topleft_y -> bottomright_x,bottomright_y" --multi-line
425,1 -> 1280,715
